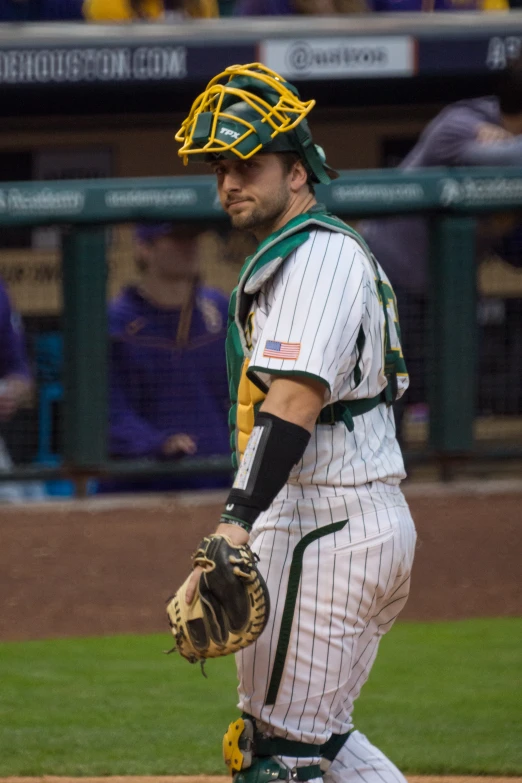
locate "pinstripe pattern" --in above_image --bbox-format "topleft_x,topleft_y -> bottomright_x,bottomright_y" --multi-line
233,221 -> 416,782
324,729 -> 407,783
236,484 -> 416,745
247,229 -> 407,490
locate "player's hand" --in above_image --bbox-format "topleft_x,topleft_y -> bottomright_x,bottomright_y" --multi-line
185,523 -> 250,604
0,379 -> 29,421
215,521 -> 250,547
162,433 -> 197,457
476,123 -> 513,145
0,389 -> 18,420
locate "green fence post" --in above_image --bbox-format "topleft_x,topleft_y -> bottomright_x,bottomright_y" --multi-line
62,227 -> 108,469
428,215 -> 477,455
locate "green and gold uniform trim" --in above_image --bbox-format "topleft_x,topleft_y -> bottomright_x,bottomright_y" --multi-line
265,519 -> 348,706
226,205 -> 408,470
247,367 -> 330,394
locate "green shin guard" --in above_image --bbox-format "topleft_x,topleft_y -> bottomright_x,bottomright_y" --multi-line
234,757 -> 321,783
234,758 -> 288,783
225,714 -> 332,783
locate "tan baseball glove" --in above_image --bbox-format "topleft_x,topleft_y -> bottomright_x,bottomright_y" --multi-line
166,534 -> 270,665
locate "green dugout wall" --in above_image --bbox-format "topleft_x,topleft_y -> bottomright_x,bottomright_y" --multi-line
1,166 -> 522,484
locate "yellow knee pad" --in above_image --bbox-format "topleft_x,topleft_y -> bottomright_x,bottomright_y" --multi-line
223,715 -> 330,781
223,717 -> 254,774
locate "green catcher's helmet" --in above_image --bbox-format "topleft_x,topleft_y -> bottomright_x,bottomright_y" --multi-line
175,63 -> 338,185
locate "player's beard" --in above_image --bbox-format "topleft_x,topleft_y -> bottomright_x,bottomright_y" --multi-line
228,180 -> 290,234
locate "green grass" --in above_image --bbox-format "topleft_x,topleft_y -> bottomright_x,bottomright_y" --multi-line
0,618 -> 520,776
353,617 -> 522,776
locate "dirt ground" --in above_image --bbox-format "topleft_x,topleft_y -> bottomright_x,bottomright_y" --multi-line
0,480 -> 521,641
1,487 -> 521,783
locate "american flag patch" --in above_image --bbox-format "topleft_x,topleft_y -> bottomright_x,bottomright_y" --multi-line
263,340 -> 301,360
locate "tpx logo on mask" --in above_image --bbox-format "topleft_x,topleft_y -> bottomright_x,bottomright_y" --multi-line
219,127 -> 241,139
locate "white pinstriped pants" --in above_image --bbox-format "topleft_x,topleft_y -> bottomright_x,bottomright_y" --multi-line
236,482 -> 416,783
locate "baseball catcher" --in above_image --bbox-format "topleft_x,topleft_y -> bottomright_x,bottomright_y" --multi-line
167,62 -> 416,783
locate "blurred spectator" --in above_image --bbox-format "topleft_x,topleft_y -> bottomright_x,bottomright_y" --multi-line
235,0 -> 367,14
175,0 -> 219,16
0,278 -> 35,502
0,0 -> 84,20
361,58 -> 522,444
105,222 -> 230,493
84,0 -> 164,20
372,0 -> 508,10
234,0 -> 292,13
84,0 -> 219,20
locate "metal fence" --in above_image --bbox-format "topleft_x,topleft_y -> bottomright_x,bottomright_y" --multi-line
1,167 -> 522,493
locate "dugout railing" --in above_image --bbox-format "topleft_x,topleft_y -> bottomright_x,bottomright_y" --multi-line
1,166 -> 522,487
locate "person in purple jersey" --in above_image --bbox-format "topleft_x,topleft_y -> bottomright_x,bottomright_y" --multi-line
361,58 -> 522,443
372,0 -> 479,10
0,0 -> 84,20
234,0 -> 293,13
234,0 -> 367,14
0,278 -> 34,502
0,279 -> 31,425
106,222 -> 231,492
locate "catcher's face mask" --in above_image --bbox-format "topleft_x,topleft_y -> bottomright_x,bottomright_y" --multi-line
175,62 -> 338,185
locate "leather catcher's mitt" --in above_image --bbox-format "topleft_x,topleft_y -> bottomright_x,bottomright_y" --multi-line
166,534 -> 270,664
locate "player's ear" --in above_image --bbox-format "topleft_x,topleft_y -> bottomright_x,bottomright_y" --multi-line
289,159 -> 309,193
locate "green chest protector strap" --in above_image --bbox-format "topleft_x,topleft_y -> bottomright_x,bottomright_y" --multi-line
317,395 -> 383,432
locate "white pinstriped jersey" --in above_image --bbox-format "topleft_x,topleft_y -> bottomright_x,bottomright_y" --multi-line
246,227 -> 408,494
234,219 -> 416,783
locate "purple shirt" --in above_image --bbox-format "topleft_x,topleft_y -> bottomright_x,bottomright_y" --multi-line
373,0 -> 478,9
234,0 -> 293,13
0,280 -> 30,381
361,97 -> 522,294
109,284 -> 230,461
0,0 -> 84,20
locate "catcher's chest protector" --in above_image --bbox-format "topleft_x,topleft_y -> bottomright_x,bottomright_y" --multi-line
226,207 -> 370,469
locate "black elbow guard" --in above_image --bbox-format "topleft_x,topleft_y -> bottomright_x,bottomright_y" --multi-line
221,412 -> 311,531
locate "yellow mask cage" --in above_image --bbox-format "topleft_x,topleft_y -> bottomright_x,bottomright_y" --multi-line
175,62 -> 315,164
